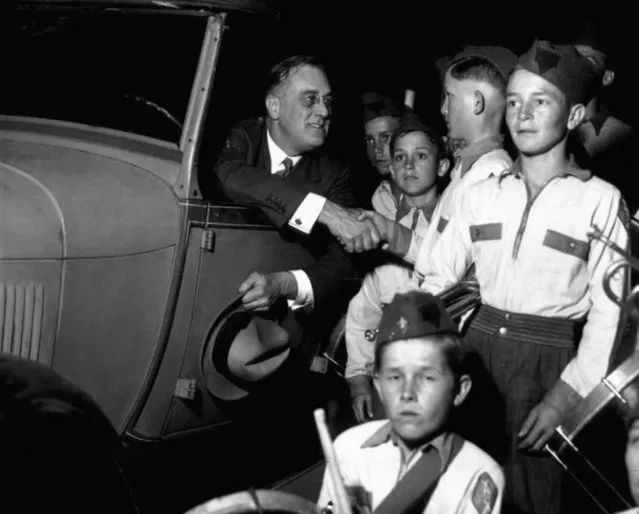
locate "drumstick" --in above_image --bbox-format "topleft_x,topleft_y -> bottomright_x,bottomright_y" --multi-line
404,89 -> 415,109
314,408 -> 352,514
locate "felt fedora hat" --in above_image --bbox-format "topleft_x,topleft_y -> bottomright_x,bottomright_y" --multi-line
200,296 -> 302,402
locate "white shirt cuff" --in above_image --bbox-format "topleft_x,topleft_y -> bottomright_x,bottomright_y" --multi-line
288,193 -> 326,234
287,269 -> 314,311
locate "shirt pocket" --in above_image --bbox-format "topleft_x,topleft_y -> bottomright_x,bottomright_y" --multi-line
542,229 -> 589,262
470,223 -> 503,243
537,229 -> 590,283
469,223 -> 503,277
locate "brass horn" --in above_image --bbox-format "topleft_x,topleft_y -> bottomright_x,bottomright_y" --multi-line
364,279 -> 481,342
588,224 -> 638,313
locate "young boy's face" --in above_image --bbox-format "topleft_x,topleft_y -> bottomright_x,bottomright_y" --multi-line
441,71 -> 475,142
390,131 -> 444,198
364,115 -> 400,176
505,68 -> 571,156
374,337 -> 469,447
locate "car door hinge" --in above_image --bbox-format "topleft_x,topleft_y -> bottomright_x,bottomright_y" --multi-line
201,227 -> 215,252
174,378 -> 197,400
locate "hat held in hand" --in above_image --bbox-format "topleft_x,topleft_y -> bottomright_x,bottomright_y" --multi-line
200,297 -> 302,401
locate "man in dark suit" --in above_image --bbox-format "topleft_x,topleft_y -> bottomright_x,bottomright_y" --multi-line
214,55 -> 379,314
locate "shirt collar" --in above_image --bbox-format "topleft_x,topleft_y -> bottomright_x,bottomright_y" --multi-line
458,134 -> 505,177
266,129 -> 302,174
395,194 -> 439,224
360,421 -> 452,464
498,157 -> 592,185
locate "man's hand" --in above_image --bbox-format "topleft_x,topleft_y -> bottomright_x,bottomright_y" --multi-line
517,402 -> 562,452
238,271 -> 297,311
352,394 -> 373,423
318,201 -> 382,253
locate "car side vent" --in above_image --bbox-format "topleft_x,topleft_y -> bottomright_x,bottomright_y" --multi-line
0,283 -> 45,361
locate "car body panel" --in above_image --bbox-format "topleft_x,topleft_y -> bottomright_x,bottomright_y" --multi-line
1,1 -> 342,447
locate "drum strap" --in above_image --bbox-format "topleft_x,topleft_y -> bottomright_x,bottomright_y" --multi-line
373,434 -> 465,514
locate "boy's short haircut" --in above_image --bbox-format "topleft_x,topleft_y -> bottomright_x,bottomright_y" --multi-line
389,112 -> 448,162
449,56 -> 509,95
374,332 -> 469,379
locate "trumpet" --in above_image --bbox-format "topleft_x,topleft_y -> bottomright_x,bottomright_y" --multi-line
588,224 -> 638,313
364,279 -> 481,341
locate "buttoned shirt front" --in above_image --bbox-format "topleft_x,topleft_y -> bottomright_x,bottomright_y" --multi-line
418,161 -> 629,399
266,131 -> 317,309
317,420 -> 504,514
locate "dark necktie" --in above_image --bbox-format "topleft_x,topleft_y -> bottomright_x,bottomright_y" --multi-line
276,157 -> 294,179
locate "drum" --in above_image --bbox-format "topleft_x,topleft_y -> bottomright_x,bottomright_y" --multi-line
183,489 -> 320,514
545,351 -> 639,513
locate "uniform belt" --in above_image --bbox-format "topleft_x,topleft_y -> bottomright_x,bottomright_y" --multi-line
472,304 -> 583,348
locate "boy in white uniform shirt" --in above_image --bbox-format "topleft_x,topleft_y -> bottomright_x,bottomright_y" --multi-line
319,291 -> 504,514
345,114 -> 450,423
356,46 -> 516,264
417,41 -> 628,513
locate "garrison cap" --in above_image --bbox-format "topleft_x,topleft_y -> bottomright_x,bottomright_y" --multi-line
517,40 -> 598,106
377,291 -> 458,345
362,92 -> 406,124
393,112 -> 446,155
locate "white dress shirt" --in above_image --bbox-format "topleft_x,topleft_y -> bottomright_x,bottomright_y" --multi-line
266,131 -> 325,309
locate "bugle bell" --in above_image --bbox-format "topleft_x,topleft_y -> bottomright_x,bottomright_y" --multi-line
588,224 -> 639,315
364,279 -> 481,342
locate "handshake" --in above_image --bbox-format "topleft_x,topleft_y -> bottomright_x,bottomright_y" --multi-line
318,201 -> 395,253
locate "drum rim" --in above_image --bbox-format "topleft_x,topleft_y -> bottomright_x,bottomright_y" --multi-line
184,489 -> 320,514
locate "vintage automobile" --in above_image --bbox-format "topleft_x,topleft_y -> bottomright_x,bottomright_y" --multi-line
0,0 -> 355,511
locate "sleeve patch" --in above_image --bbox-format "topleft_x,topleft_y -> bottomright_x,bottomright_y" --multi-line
471,472 -> 498,514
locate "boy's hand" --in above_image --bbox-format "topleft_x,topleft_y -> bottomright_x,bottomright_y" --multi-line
318,201 -> 381,252
517,402 -> 562,452
357,211 -> 395,243
352,394 -> 373,423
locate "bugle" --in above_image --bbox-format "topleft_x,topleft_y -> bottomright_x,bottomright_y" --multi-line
588,224 -> 639,313
364,279 -> 481,342
540,223 -> 639,513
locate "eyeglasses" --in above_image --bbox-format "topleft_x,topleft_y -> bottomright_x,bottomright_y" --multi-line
300,93 -> 334,112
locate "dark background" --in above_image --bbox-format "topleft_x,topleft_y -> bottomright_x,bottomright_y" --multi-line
2,3 -> 638,512
272,5 -> 639,130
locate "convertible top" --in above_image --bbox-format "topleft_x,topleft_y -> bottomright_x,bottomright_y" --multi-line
8,0 -> 293,17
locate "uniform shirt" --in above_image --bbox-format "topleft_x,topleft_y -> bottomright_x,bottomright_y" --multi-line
371,179 -> 401,220
418,161 -> 629,407
403,137 -> 512,267
317,420 -> 504,514
345,192 -> 436,381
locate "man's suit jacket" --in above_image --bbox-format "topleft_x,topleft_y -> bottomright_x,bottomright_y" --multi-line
213,117 -> 357,312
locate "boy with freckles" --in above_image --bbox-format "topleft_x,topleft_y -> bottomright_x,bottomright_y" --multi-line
416,41 -> 630,513
345,114 -> 450,424
319,291 -> 504,514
